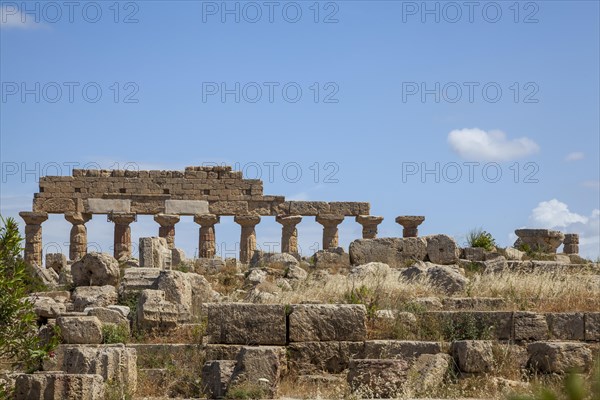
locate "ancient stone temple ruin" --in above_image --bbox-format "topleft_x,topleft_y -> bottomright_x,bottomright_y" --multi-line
7,166 -> 598,400
20,165 -> 376,264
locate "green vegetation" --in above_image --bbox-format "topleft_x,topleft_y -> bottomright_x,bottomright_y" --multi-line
467,228 -> 497,251
102,324 -> 130,344
226,382 -> 268,399
0,217 -> 59,384
344,284 -> 380,320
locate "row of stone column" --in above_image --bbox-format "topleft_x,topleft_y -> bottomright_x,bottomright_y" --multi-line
19,211 -> 427,266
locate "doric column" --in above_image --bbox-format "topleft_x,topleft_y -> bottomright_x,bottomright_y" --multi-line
234,214 -> 261,264
315,214 -> 344,250
64,212 -> 92,261
355,215 -> 384,239
154,213 -> 180,249
276,215 -> 302,254
108,212 -> 136,261
194,214 -> 220,258
19,211 -> 48,266
563,233 -> 579,255
395,216 -> 425,238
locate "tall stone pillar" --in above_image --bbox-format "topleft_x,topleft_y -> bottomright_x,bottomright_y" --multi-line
276,215 -> 302,254
563,233 -> 579,254
234,214 -> 261,264
19,211 -> 48,266
108,212 -> 136,261
64,212 -> 92,261
355,215 -> 384,239
194,214 -> 220,258
154,213 -> 180,249
395,216 -> 425,238
316,214 -> 344,250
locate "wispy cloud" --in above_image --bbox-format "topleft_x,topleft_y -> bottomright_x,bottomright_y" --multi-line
565,152 -> 585,162
448,128 -> 540,162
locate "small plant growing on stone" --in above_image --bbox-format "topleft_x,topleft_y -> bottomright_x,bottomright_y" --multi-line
467,228 -> 497,251
344,284 -> 380,320
102,324 -> 130,344
225,382 -> 269,400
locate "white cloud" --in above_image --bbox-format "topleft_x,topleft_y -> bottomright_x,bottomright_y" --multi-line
448,128 -> 540,161
0,5 -> 43,29
526,199 -> 600,260
530,199 -> 588,228
565,152 -> 585,162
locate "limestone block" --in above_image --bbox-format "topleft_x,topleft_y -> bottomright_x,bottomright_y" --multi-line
451,340 -> 494,373
288,201 -> 330,215
400,262 -> 468,295
85,199 -> 131,213
72,286 -> 118,312
118,268 -> 160,296
349,237 -> 427,267
362,340 -> 442,360
201,360 -> 236,399
165,199 -> 209,215
204,303 -> 286,345
425,234 -> 460,265
287,341 -> 363,374
136,289 -> 183,331
13,372 -> 105,400
86,307 -> 130,335
139,237 -> 172,269
527,342 -> 592,373
406,353 -> 452,396
29,295 -> 66,319
288,304 -> 367,342
347,359 -> 410,398
514,312 -> 549,341
229,346 -> 286,397
46,253 -> 67,273
57,316 -> 103,344
585,313 -> 600,341
71,252 -> 120,287
312,247 -> 350,270
546,313 -> 584,340
61,344 -> 137,393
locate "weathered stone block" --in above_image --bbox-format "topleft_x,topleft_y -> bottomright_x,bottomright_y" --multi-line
57,316 -> 103,344
347,359 -> 409,398
400,262 -> 468,295
46,253 -> 67,273
514,312 -> 549,341
229,346 -> 286,397
349,237 -> 427,267
204,303 -> 286,345
136,289 -> 183,331
289,201 -> 330,215
546,313 -> 584,340
139,237 -> 171,269
72,286 -> 118,312
60,344 -> 137,393
29,295 -> 66,319
462,247 -> 486,261
14,372 -> 105,400
425,234 -> 460,265
289,304 -> 367,342
451,340 -> 494,373
405,353 -> 452,396
312,247 -> 350,271
585,313 -> 600,341
527,342 -> 592,373
118,268 -> 160,296
362,340 -> 441,360
201,360 -> 236,399
287,341 -> 361,374
71,252 -> 120,287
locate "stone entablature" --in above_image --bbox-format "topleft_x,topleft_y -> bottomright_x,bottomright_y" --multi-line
32,166 -> 369,217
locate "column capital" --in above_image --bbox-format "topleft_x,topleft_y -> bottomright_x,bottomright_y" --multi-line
65,212 -> 92,225
276,214 -> 302,226
356,215 -> 384,226
108,212 -> 136,225
234,214 -> 261,227
194,214 -> 220,226
315,214 -> 344,227
154,213 -> 180,226
395,215 -> 425,229
19,211 -> 48,225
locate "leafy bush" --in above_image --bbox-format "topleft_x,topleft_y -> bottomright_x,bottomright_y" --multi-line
102,324 -> 130,344
0,216 -> 59,377
344,284 -> 380,320
467,228 -> 497,251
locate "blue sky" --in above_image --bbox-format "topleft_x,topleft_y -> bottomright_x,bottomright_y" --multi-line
1,0 -> 599,260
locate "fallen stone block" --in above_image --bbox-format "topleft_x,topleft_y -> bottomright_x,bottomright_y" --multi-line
57,316 -> 103,344
229,346 -> 286,398
136,289 -> 184,331
405,353 -> 452,396
86,307 -> 130,335
139,237 -> 171,269
29,295 -> 66,319
401,262 -> 468,295
312,247 -> 350,271
204,303 -> 286,345
202,360 -> 236,399
71,252 -> 120,287
46,253 -> 67,273
425,234 -> 460,265
451,340 -> 494,373
13,372 -> 105,400
72,285 -> 118,312
118,267 -> 160,297
349,237 -> 427,267
528,342 -> 592,373
289,304 -> 367,342
61,344 -> 137,394
347,359 -> 410,398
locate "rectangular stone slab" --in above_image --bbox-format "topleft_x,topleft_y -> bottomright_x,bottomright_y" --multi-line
204,303 -> 286,345
164,200 -> 209,215
86,199 -> 131,213
288,304 -> 367,342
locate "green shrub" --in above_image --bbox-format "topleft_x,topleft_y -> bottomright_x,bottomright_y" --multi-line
102,324 -> 130,344
467,228 -> 496,251
344,284 -> 379,320
0,216 -> 58,378
226,382 -> 268,399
